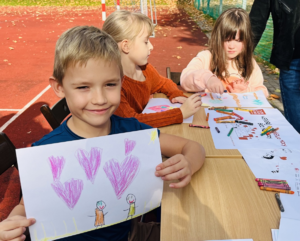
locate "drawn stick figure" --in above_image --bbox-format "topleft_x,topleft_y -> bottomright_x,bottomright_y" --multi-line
94,200 -> 107,227
125,194 -> 136,220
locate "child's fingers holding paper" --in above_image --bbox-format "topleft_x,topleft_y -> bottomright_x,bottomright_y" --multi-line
169,175 -> 192,189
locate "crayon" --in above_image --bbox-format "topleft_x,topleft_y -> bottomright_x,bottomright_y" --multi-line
227,127 -> 234,136
261,128 -> 275,136
267,128 -> 279,135
215,127 -> 220,133
258,179 -> 288,185
189,124 -> 210,129
216,110 -> 235,115
216,120 -> 236,123
235,120 -> 253,125
255,178 -> 287,183
214,109 -> 233,112
258,182 -> 291,190
206,113 -> 209,121
208,106 -> 228,110
232,112 -> 244,120
234,108 -> 251,112
260,187 -> 294,194
261,126 -> 272,134
201,93 -> 207,97
275,193 -> 285,212
214,116 -> 235,121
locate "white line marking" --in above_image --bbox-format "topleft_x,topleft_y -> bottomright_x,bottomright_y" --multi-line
0,85 -> 51,132
0,109 -> 22,111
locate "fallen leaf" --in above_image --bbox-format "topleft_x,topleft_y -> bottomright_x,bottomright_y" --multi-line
7,38 -> 9,40
264,79 -> 268,82
163,34 -> 167,37
177,46 -> 182,49
267,97 -> 274,100
275,89 -> 281,93
19,37 -> 22,39
177,56 -> 181,59
13,40 -> 17,43
9,47 -> 14,50
3,59 -> 8,62
8,63 -> 11,65
270,94 -> 280,99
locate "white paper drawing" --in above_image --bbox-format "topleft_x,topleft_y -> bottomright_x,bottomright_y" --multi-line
201,90 -> 271,108
206,108 -> 300,149
16,129 -> 163,241
142,98 -> 194,123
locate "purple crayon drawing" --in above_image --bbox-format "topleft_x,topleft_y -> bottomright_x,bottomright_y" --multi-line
103,155 -> 140,199
148,105 -> 176,112
48,156 -> 66,181
76,147 -> 102,184
124,139 -> 136,156
51,178 -> 84,210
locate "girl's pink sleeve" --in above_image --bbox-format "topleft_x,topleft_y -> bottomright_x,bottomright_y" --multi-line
244,60 -> 269,97
180,51 -> 215,92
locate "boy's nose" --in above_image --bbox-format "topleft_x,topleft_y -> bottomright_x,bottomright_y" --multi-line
91,89 -> 107,105
149,40 -> 153,51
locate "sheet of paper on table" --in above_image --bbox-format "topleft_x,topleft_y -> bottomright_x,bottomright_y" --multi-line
272,229 -> 279,241
278,218 -> 300,241
201,90 -> 271,108
205,108 -> 300,149
142,98 -> 194,123
16,129 -> 163,241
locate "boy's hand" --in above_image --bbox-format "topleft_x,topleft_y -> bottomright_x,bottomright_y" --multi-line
155,154 -> 192,188
206,76 -> 225,94
0,216 -> 35,241
179,93 -> 202,119
171,96 -> 187,104
227,79 -> 249,93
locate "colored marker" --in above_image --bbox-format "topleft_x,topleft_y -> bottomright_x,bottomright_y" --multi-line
206,113 -> 209,121
215,127 -> 220,133
267,128 -> 279,135
214,116 -> 235,121
209,106 -> 228,110
214,109 -> 233,112
260,187 -> 294,194
275,193 -> 285,212
261,126 -> 272,134
227,127 -> 234,136
189,124 -> 210,129
235,120 -> 253,125
216,120 -> 236,123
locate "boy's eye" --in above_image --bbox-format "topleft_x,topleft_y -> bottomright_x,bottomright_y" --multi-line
145,41 -> 148,44
107,83 -> 117,87
77,86 -> 88,89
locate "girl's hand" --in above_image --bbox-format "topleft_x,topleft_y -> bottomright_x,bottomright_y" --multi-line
227,79 -> 249,93
0,216 -> 35,241
179,93 -> 202,119
206,76 -> 225,94
171,96 -> 187,104
155,154 -> 192,188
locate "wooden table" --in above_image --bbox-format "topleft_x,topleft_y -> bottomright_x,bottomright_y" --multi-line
161,157 -> 280,241
156,93 -> 280,241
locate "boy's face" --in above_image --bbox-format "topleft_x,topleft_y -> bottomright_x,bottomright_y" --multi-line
52,58 -> 121,136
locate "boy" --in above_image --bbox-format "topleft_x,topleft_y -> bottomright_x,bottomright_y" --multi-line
0,26 -> 205,241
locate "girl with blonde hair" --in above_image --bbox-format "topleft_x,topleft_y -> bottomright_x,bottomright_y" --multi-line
180,8 -> 269,97
103,10 -> 202,128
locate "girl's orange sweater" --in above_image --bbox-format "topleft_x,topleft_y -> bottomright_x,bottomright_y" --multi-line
114,64 -> 186,127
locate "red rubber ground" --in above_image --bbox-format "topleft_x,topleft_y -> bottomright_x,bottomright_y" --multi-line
0,5 -> 208,219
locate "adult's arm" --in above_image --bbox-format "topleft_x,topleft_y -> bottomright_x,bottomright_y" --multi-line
249,0 -> 272,48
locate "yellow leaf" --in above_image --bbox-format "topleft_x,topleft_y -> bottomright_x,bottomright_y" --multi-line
275,89 -> 281,93
19,37 -> 22,39
9,47 -> 14,50
13,40 -> 17,43
8,63 -> 11,65
3,59 -> 8,62
177,46 -> 182,49
177,56 -> 181,59
163,34 -> 167,37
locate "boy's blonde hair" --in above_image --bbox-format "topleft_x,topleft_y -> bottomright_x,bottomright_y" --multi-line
53,26 -> 123,84
102,10 -> 154,43
209,8 -> 254,81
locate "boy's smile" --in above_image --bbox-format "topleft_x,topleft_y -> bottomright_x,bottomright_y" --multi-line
51,58 -> 122,138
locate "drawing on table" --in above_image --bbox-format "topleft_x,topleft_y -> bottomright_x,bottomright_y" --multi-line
271,165 -> 279,173
210,93 -> 214,100
243,95 -> 248,99
125,194 -> 136,220
229,93 -> 241,107
253,99 -> 263,105
125,139 -> 136,156
149,130 -> 158,144
147,105 -> 177,112
233,123 -> 258,140
253,92 -> 258,100
263,151 -> 275,159
262,150 -> 287,160
104,154 -> 140,200
76,147 -> 102,184
48,156 -> 66,181
51,178 -> 84,210
94,200 -> 107,227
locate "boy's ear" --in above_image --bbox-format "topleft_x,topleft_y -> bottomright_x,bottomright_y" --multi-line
49,76 -> 65,98
118,39 -> 130,54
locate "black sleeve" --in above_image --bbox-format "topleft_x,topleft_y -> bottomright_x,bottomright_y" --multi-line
249,0 -> 272,49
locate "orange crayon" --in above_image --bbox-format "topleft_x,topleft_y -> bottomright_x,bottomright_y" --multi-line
214,116 -> 235,121
216,120 -> 236,123
206,113 -> 209,121
260,187 -> 294,194
216,110 -> 235,115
